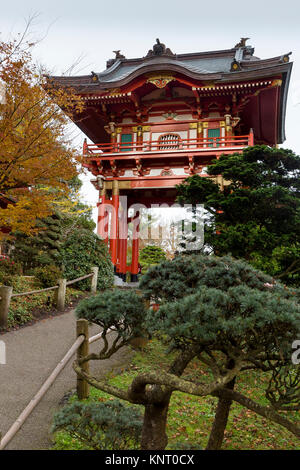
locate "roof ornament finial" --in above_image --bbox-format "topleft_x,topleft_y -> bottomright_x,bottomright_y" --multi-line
146,39 -> 175,58
113,50 -> 125,59
91,71 -> 98,82
235,37 -> 250,48
106,50 -> 126,69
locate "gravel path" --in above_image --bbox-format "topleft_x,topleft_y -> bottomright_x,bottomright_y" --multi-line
0,310 -> 132,450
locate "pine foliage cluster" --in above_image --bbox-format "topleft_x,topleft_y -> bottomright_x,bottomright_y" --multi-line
52,400 -> 143,450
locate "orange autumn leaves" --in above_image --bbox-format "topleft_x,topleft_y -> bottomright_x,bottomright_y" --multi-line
0,37 -> 85,236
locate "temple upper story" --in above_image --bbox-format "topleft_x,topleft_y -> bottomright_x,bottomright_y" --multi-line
48,39 -> 292,151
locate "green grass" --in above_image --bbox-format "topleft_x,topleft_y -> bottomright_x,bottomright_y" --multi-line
53,339 -> 300,450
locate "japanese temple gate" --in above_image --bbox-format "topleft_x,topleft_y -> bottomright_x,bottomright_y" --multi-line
49,39 -> 292,280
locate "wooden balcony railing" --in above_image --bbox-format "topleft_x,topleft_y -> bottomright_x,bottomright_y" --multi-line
83,132 -> 254,157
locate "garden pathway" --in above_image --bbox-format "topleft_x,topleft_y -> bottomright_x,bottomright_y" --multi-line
0,309 -> 132,450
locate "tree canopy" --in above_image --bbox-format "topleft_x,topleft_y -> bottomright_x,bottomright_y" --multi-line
73,255 -> 300,450
176,146 -> 300,284
0,34 -> 84,235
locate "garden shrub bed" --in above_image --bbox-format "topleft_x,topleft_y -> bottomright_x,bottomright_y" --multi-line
1,276 -> 84,331
52,339 -> 299,451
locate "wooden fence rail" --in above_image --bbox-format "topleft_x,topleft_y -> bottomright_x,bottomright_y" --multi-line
0,267 -> 99,329
0,318 -> 109,450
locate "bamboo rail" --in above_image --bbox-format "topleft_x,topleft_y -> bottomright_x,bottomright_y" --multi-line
0,268 -> 99,328
11,285 -> 59,298
66,273 -> 93,286
0,334 -> 85,450
0,321 -> 111,450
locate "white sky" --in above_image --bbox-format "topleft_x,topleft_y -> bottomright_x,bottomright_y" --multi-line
1,0 -> 300,226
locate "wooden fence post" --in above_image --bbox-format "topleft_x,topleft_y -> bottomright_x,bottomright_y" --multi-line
76,319 -> 89,399
0,286 -> 13,329
90,267 -> 99,294
55,279 -> 66,311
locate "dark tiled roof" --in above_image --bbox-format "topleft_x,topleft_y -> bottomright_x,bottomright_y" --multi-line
47,44 -> 292,91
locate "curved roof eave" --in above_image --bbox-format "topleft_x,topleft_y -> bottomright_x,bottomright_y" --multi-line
277,62 -> 293,144
93,61 -> 294,89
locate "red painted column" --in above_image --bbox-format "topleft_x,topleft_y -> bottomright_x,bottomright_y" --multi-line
97,182 -> 109,244
131,211 -> 140,281
248,128 -> 254,146
119,199 -> 128,280
110,180 -> 119,267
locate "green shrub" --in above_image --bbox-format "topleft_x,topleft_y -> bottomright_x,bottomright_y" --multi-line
52,400 -> 143,450
0,258 -> 22,285
76,289 -> 146,340
139,253 -> 299,303
139,245 -> 166,274
32,265 -> 63,288
61,230 -> 114,291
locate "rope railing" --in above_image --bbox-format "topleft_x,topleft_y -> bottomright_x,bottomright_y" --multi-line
0,334 -> 85,451
0,267 -> 99,329
11,285 -> 59,298
66,273 -> 93,286
0,320 -> 112,450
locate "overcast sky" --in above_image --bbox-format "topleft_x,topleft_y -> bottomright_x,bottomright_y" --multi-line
1,0 -> 300,224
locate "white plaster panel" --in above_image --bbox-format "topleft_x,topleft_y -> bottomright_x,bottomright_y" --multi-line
123,170 -> 134,177
175,114 -> 193,120
148,115 -> 165,123
189,129 -> 197,139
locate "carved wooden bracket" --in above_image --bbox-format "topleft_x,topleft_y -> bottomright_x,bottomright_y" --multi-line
184,156 -> 201,175
132,158 -> 150,176
109,159 -> 118,176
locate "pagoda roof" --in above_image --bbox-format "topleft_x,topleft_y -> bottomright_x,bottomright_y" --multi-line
48,40 -> 292,93
46,40 -> 293,145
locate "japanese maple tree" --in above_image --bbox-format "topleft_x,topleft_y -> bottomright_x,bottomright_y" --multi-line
0,33 -> 84,235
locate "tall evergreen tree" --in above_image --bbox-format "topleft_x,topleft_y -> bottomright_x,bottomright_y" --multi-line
73,255 -> 300,450
176,145 -> 300,284
12,212 -> 62,272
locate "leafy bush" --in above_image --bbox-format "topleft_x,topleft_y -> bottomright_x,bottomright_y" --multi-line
32,265 -> 63,288
61,230 -> 114,290
0,258 -> 22,285
76,289 -> 146,340
52,400 -> 143,450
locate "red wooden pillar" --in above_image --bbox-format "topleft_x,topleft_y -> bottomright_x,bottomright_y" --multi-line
118,196 -> 128,280
248,128 -> 254,146
131,211 -> 140,282
97,182 -> 109,244
110,180 -> 119,267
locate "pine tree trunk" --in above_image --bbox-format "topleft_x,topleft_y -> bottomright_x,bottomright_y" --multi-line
140,401 -> 170,450
206,377 -> 235,450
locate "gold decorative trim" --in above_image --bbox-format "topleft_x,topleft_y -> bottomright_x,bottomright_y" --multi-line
220,121 -> 226,127
202,122 -> 209,128
142,126 -> 150,132
116,127 -> 122,134
271,79 -> 282,87
147,75 -> 174,88
108,88 -> 121,96
189,123 -> 198,129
